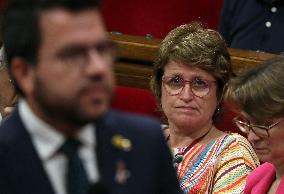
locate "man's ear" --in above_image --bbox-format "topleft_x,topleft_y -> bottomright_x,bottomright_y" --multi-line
10,57 -> 35,97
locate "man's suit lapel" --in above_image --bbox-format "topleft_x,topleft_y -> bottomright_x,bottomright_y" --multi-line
95,111 -> 119,185
5,110 -> 55,194
95,111 -> 132,194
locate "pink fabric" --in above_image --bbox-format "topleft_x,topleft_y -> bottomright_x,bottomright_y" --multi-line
245,162 -> 284,194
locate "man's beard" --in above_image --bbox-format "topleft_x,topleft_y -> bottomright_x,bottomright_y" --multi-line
33,75 -> 113,128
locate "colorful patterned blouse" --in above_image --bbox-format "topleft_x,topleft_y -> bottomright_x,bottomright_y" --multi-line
173,133 -> 259,194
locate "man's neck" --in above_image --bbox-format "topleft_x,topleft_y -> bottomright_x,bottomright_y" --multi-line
25,99 -> 82,137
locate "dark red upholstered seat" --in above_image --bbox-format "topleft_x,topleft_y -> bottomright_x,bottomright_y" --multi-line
111,86 -> 161,118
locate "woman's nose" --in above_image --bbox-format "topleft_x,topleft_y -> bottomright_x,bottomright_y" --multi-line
179,83 -> 194,101
247,129 -> 262,142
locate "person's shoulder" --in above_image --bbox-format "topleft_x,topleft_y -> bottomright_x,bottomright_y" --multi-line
103,110 -> 162,136
222,0 -> 245,10
219,132 -> 259,164
220,132 -> 256,152
245,162 -> 275,191
223,132 -> 251,145
228,132 -> 247,139
106,110 -> 160,127
109,110 -> 159,123
103,110 -> 166,150
216,132 -> 249,150
251,162 -> 275,175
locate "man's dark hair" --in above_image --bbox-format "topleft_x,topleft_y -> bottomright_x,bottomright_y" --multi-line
1,0 -> 101,95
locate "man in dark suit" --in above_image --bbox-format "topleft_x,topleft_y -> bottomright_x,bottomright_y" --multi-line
0,0 -> 181,194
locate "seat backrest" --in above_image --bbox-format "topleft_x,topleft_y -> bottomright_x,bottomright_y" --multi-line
111,86 -> 160,118
215,103 -> 240,134
101,0 -> 223,38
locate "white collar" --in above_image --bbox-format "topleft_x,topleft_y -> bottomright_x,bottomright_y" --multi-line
18,99 -> 96,161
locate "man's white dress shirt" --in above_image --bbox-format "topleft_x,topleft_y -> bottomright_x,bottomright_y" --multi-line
19,99 -> 100,194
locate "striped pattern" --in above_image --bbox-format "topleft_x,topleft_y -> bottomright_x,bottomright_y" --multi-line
173,133 -> 259,194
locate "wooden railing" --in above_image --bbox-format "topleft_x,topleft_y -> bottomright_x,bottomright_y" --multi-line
110,33 -> 278,89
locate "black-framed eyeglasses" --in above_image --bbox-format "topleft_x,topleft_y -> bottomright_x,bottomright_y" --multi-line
56,40 -> 117,70
233,116 -> 283,138
162,75 -> 216,98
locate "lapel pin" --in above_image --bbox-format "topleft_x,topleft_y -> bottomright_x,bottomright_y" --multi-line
115,159 -> 131,184
111,134 -> 132,152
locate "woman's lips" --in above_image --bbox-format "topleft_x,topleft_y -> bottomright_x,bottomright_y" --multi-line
175,106 -> 198,113
175,106 -> 197,109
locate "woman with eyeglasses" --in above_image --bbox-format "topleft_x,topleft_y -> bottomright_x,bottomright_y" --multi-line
225,57 -> 284,194
150,22 -> 259,193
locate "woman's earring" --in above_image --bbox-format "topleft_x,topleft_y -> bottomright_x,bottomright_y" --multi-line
214,107 -> 221,117
216,107 -> 220,113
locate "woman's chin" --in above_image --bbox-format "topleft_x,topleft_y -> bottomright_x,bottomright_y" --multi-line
171,118 -> 201,130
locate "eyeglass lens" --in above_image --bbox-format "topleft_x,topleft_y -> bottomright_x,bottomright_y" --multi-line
234,117 -> 270,137
57,40 -> 116,70
162,76 -> 212,97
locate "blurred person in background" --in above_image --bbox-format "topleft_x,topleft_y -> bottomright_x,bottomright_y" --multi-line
0,0 -> 181,194
219,0 -> 284,54
225,57 -> 284,194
